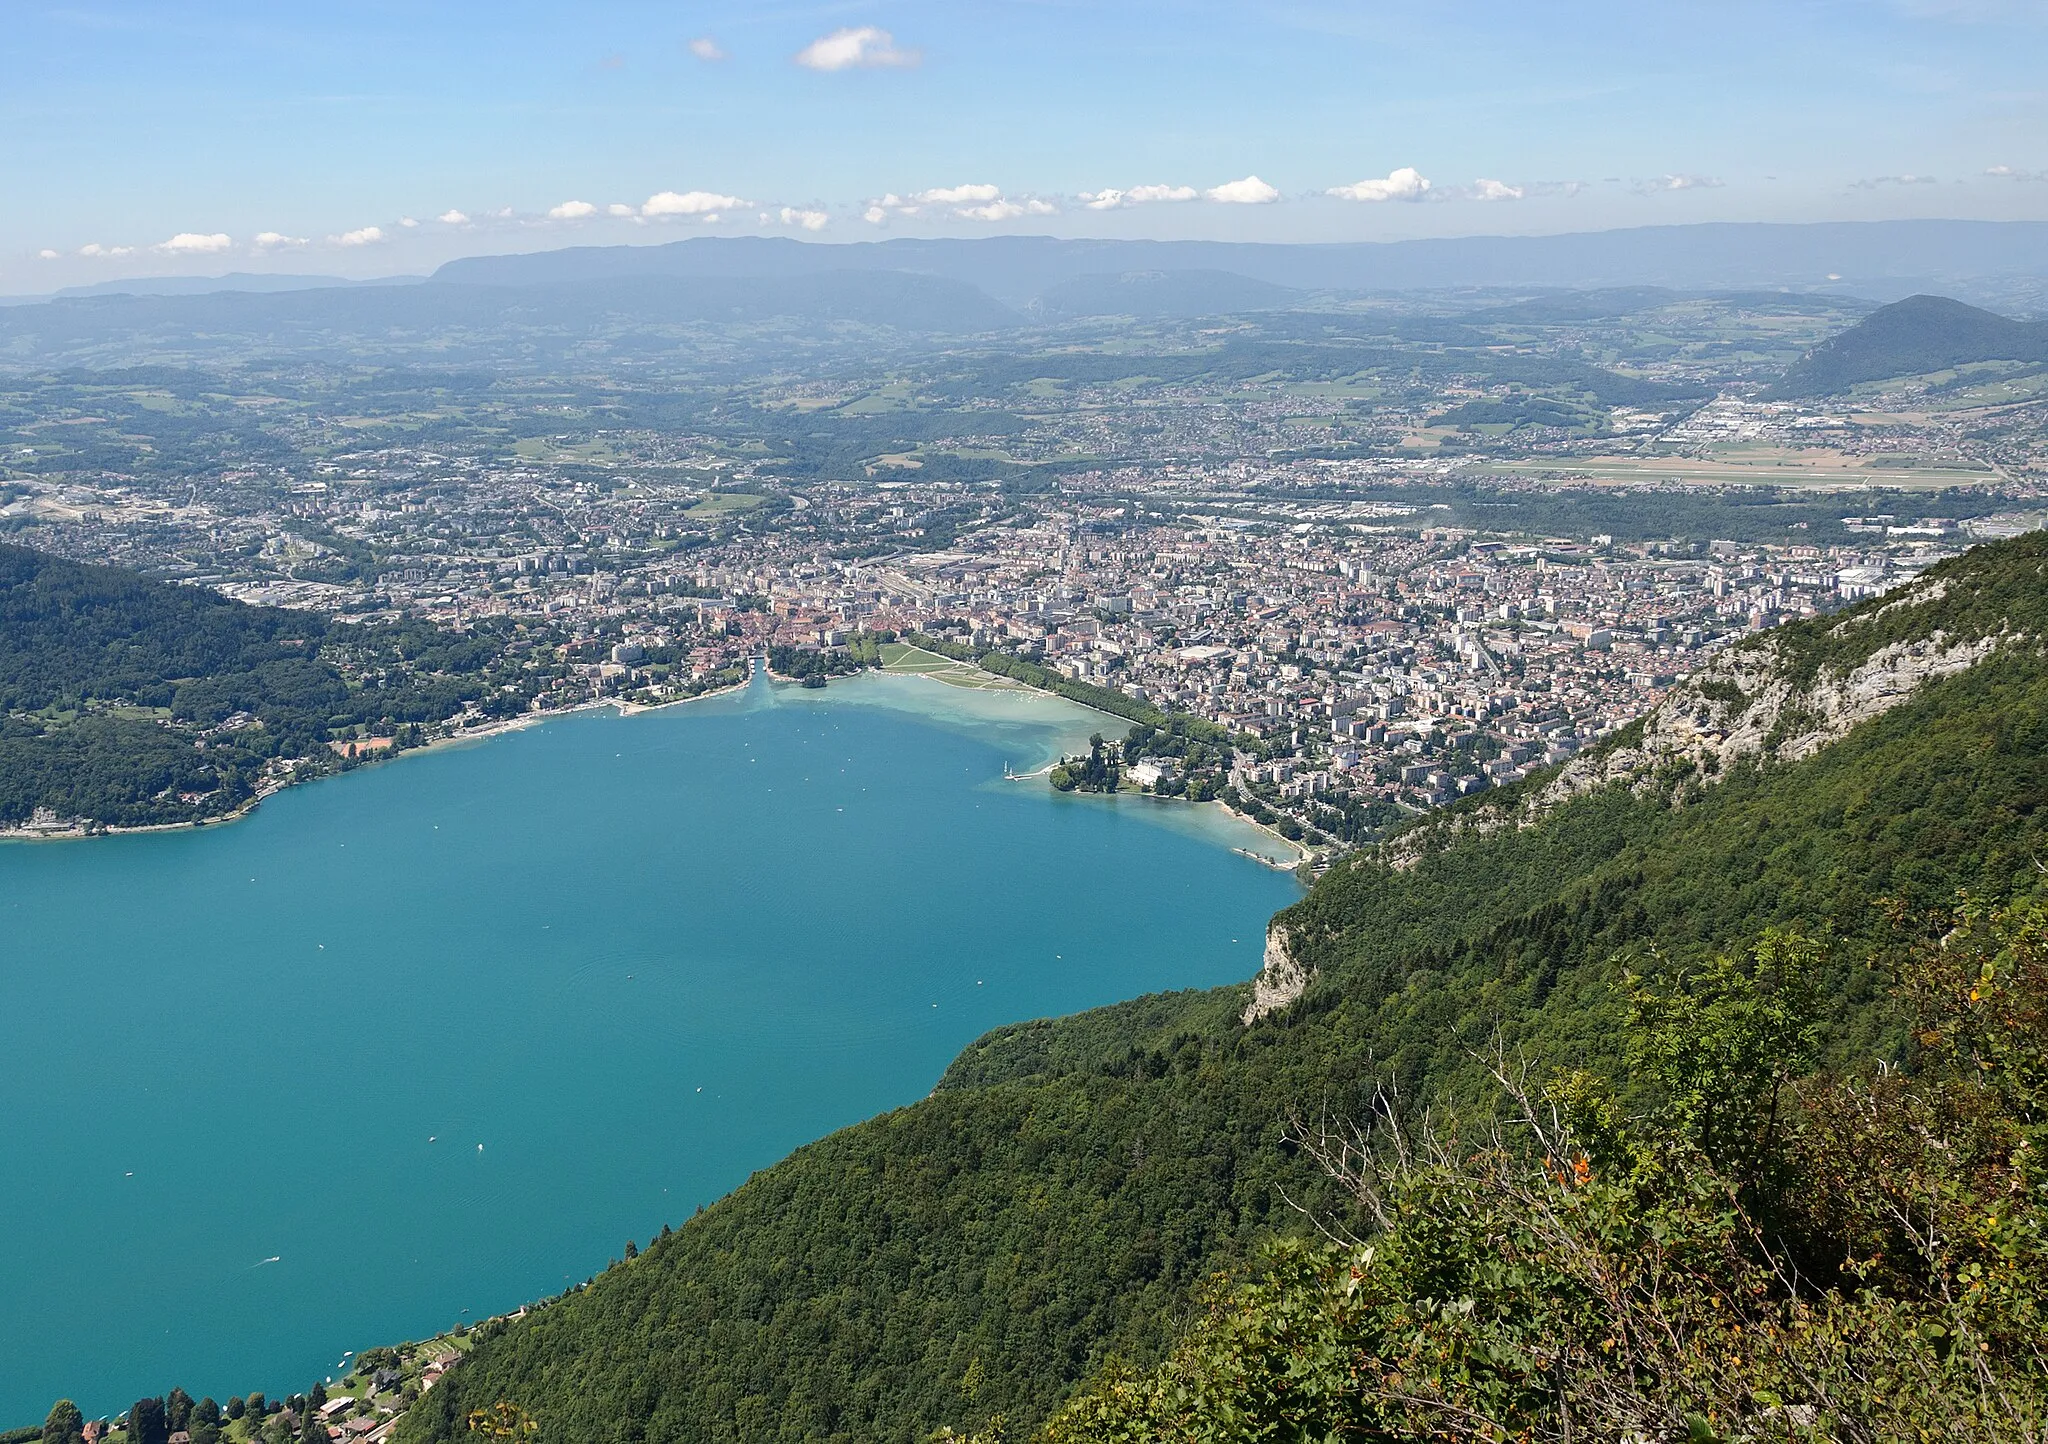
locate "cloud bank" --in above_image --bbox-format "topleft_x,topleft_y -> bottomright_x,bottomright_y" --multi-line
159,231 -> 233,254
1080,184 -> 1198,210
1639,173 -> 1723,192
1205,175 -> 1280,204
913,183 -> 1001,205
642,190 -> 747,218
1328,167 -> 1431,202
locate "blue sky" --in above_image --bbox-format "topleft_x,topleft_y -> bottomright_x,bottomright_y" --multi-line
5,0 -> 2046,285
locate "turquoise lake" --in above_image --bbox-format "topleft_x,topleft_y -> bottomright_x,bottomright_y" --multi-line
0,671 -> 1299,1424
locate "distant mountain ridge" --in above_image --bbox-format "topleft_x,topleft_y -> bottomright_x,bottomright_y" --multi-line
432,220 -> 2048,305
57,272 -> 420,299
1770,293 -> 2048,396
3,221 -> 2046,366
0,270 -> 1023,364
1029,268 -> 1299,318
0,273 -> 425,308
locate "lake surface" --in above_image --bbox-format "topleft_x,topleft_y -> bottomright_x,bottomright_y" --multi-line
0,671 -> 1298,1423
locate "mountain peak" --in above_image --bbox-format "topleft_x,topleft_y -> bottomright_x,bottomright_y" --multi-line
1770,292 -> 2048,397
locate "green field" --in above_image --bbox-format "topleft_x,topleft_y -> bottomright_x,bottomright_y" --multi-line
509,437 -> 626,463
877,642 -> 1033,692
1480,453 -> 2000,490
685,492 -> 767,516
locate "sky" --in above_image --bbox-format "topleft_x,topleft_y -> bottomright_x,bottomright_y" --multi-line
4,0 -> 2047,287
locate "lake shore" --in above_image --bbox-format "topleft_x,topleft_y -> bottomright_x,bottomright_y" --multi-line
872,653 -> 1312,869
0,679 -> 753,845
1,663 -> 1309,878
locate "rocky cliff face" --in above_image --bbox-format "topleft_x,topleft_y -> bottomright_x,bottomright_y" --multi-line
1384,543 -> 2045,868
1242,923 -> 1309,1024
1536,620 -> 2005,813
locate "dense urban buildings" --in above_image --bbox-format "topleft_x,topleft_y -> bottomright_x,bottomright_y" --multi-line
6,381 -> 2034,852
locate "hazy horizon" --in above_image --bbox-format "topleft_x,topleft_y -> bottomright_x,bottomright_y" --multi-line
8,1 -> 2048,291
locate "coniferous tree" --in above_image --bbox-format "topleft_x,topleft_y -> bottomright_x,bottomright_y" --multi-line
297,1407 -> 329,1444
128,1398 -> 168,1444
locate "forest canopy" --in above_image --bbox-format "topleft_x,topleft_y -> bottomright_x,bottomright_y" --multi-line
0,542 -> 546,828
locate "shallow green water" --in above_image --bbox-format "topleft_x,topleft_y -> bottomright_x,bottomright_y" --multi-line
0,672 -> 1298,1422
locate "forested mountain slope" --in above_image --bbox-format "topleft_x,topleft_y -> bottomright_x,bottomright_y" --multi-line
1770,292 -> 2048,397
0,542 -> 539,828
401,535 -> 2048,1444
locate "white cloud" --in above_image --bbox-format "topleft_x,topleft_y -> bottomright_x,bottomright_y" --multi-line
914,183 -> 1001,205
253,231 -> 308,250
1852,173 -> 1938,189
159,231 -> 234,254
1641,173 -> 1723,192
875,185 -> 1059,222
607,203 -> 637,217
37,249 -> 59,260
959,200 -> 1026,222
795,25 -> 918,71
548,200 -> 598,220
438,209 -> 470,225
688,36 -> 726,61
1081,184 -> 1197,210
863,193 -> 928,224
79,243 -> 136,258
1328,167 -> 1431,202
333,226 -> 385,247
643,190 -> 747,217
1206,175 -> 1281,205
399,217 -> 419,228
1469,178 -> 1525,202
778,207 -> 831,231
1985,164 -> 2048,181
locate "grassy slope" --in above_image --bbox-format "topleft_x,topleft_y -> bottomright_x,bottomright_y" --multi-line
401,548 -> 2048,1444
